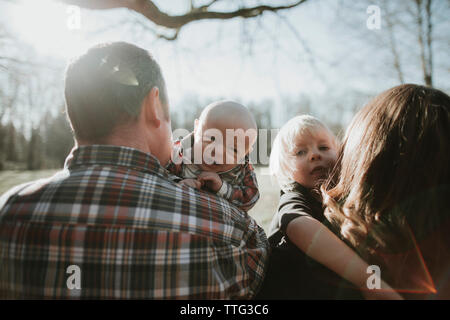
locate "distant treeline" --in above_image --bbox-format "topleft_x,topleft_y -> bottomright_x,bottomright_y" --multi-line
0,112 -> 74,171
0,100 -> 282,170
0,96 -> 346,170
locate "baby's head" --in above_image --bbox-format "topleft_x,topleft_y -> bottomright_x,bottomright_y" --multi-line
270,115 -> 339,189
193,100 -> 257,172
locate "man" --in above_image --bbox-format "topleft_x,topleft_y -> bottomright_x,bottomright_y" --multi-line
0,42 -> 268,299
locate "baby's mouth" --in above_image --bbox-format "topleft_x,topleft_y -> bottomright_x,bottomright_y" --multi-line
206,160 -> 216,165
202,160 -> 220,169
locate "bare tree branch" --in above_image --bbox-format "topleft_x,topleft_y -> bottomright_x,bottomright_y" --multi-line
384,1 -> 405,84
126,15 -> 180,40
59,0 -> 308,31
0,56 -> 28,64
196,0 -> 219,12
276,13 -> 326,83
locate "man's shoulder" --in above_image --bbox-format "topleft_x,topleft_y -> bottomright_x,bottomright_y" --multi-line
0,170 -> 70,212
0,181 -> 35,212
0,166 -> 251,243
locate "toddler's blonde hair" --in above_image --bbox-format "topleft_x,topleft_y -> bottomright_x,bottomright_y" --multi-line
270,115 -> 338,188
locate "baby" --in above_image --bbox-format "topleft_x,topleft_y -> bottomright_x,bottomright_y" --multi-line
259,115 -> 401,299
167,100 -> 259,212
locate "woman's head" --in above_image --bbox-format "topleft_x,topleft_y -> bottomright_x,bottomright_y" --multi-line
270,115 -> 339,189
323,84 -> 450,253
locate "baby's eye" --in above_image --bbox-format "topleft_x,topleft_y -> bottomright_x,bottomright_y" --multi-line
296,150 -> 306,156
203,136 -> 216,143
319,146 -> 330,151
226,146 -> 238,153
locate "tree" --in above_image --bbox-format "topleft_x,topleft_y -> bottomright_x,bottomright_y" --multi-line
414,0 -> 433,86
5,123 -> 18,162
27,127 -> 43,170
42,110 -> 74,168
60,0 -> 308,40
336,0 -> 448,88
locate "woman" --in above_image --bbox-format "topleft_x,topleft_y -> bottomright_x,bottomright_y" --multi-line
322,84 -> 450,299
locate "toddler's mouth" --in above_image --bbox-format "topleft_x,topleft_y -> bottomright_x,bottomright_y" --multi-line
310,166 -> 326,175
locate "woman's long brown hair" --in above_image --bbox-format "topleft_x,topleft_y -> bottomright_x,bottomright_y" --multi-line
322,84 -> 450,289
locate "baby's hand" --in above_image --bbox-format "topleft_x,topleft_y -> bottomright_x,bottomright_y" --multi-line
179,178 -> 202,189
198,171 -> 223,193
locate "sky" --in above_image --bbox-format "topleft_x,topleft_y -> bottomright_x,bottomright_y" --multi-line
4,0 -> 343,97
2,0 -> 449,127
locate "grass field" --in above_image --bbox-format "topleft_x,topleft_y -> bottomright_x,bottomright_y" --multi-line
0,170 -> 59,194
0,167 -> 279,233
248,167 -> 279,233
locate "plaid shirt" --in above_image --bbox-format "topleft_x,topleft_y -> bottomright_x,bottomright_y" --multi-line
167,133 -> 260,212
0,145 -> 268,299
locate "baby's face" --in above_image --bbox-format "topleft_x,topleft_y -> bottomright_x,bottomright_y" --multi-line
290,129 -> 338,189
193,119 -> 257,173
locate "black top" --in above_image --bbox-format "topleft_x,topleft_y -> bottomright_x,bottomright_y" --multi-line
255,182 -> 363,299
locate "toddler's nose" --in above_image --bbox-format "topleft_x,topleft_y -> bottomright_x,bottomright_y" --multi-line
310,152 -> 321,161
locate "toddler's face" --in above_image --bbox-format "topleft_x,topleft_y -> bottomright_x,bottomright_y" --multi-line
291,129 -> 338,189
193,119 -> 256,173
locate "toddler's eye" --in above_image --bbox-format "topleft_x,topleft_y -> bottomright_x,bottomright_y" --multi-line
319,146 -> 329,151
296,150 -> 306,156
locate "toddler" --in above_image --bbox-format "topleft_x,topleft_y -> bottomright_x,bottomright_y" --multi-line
259,115 -> 401,299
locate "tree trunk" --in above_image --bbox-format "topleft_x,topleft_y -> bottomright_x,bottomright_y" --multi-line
415,0 -> 433,87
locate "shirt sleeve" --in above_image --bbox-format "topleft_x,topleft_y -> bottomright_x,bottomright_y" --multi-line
165,139 -> 184,179
277,191 -> 316,235
166,160 -> 183,178
216,163 -> 260,212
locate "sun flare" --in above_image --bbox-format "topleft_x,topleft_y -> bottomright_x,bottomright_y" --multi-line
8,0 -> 88,58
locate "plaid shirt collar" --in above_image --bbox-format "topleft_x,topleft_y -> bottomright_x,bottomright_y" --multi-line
65,144 -> 170,178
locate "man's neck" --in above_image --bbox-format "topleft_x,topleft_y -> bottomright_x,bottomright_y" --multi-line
77,133 -> 151,155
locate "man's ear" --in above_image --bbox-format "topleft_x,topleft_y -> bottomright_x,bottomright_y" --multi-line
142,87 -> 161,128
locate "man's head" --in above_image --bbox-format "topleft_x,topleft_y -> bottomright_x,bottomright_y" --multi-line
64,42 -> 172,165
193,100 -> 258,172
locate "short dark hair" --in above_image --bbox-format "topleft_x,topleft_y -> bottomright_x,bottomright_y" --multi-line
64,42 -> 169,142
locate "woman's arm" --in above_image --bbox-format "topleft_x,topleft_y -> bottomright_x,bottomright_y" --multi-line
286,216 -> 403,299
